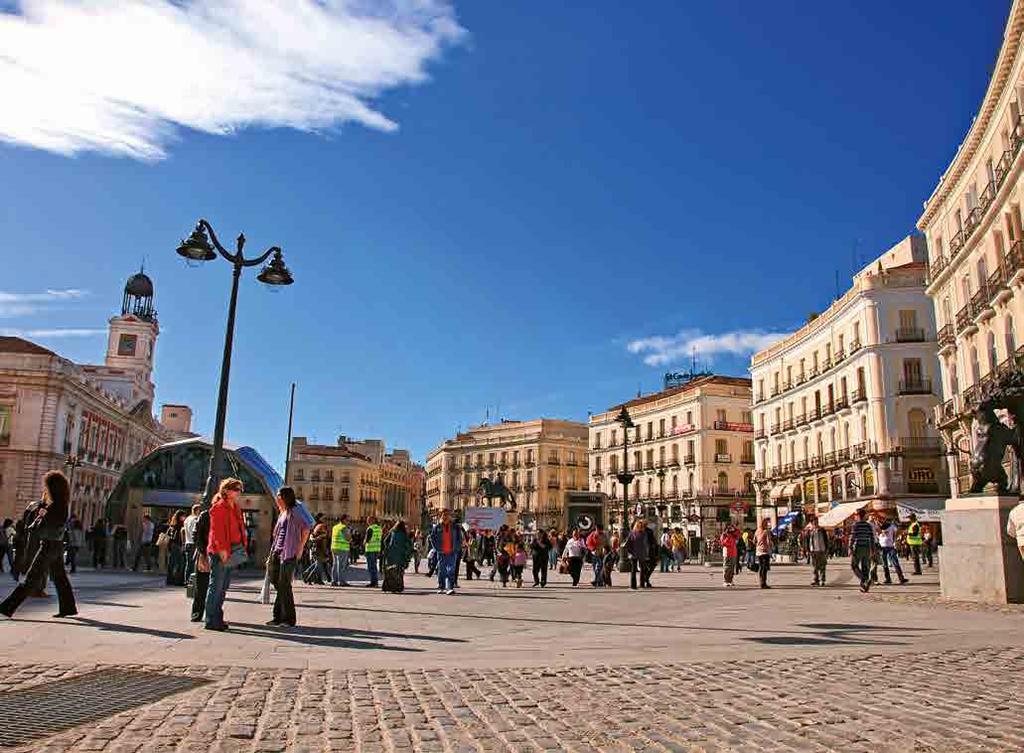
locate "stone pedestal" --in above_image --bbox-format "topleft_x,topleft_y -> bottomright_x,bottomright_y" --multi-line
940,495 -> 1024,604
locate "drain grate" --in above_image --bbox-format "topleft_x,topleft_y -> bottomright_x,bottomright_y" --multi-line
0,669 -> 210,748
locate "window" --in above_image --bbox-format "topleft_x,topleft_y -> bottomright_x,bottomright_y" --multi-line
716,409 -> 727,423
1006,316 -> 1017,359
646,422 -> 653,440
658,418 -> 665,437
908,409 -> 927,439
715,439 -> 727,455
117,334 -> 137,356
686,411 -> 693,425
988,332 -> 998,373
717,472 -> 728,492
903,358 -> 923,384
671,415 -> 678,429
741,410 -> 752,424
853,322 -> 861,345
0,406 -> 10,446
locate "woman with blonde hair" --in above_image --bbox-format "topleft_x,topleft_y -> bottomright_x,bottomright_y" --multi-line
204,478 -> 247,631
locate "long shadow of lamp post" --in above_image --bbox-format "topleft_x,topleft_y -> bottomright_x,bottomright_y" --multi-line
615,405 -> 635,572
176,220 -> 294,507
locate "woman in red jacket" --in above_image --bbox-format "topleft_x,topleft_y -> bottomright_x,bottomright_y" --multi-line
204,478 -> 247,631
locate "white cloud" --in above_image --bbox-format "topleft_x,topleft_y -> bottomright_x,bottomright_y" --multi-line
0,327 -> 105,338
627,328 -> 791,367
0,0 -> 466,160
0,288 -> 88,317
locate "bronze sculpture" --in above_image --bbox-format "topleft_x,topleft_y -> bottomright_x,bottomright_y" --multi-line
476,477 -> 517,511
969,371 -> 1024,494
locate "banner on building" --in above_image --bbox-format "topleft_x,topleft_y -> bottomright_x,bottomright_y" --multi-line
463,506 -> 507,531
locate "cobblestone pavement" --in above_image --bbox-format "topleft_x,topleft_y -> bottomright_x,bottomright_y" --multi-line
3,646 -> 1023,753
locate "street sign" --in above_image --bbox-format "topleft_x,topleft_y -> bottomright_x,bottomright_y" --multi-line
731,501 -> 746,512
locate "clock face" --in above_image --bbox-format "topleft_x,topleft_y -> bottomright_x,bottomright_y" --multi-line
118,334 -> 138,356
576,514 -> 594,531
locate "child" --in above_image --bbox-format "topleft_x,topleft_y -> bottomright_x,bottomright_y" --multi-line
512,544 -> 527,588
496,549 -> 511,587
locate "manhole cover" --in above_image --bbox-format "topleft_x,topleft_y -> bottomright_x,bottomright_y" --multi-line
0,669 -> 210,748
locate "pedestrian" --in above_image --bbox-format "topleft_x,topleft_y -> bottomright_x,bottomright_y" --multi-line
463,529 -> 482,581
412,532 -> 423,574
548,529 -> 561,571
182,505 -> 200,585
561,528 -> 587,587
878,517 -> 908,585
906,513 -> 924,575
382,521 -> 413,593
165,510 -> 186,586
330,513 -> 352,586
671,527 -> 688,571
305,514 -> 330,585
364,516 -> 383,588
626,520 -> 651,590
720,524 -> 739,587
429,509 -> 463,595
112,524 -> 128,568
922,527 -> 935,568
512,543 -> 527,588
659,528 -> 673,573
586,523 -> 609,587
531,530 -> 552,587
203,478 -> 248,632
132,514 -> 155,571
91,517 -> 108,569
0,471 -> 77,619
65,515 -> 84,574
754,518 -> 774,589
1006,498 -> 1024,563
850,508 -> 876,593
0,519 -> 13,576
265,486 -> 310,627
190,506 -> 211,623
805,516 -> 830,586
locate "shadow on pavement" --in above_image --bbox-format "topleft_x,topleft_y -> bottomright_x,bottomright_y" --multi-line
744,621 -> 931,647
229,623 -> 424,652
16,616 -> 195,641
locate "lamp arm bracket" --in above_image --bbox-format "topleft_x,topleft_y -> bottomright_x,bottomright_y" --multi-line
198,219 -> 239,264
242,246 -> 280,268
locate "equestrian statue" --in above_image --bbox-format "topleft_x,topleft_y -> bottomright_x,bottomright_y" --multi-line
476,477 -> 517,511
970,371 -> 1024,494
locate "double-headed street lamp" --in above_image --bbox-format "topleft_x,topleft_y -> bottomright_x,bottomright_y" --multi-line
615,405 -> 635,572
176,220 -> 294,507
64,454 -> 82,516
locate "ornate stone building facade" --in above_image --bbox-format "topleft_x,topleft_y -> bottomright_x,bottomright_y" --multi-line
425,419 -> 589,530
751,237 -> 947,523
588,375 -> 755,540
0,271 -> 192,524
286,435 -> 422,522
919,0 -> 1024,496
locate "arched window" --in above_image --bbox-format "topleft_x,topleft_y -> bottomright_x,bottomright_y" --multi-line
717,471 -> 728,493
970,346 -> 980,384
687,471 -> 694,492
789,440 -> 795,462
1007,316 -> 1017,360
803,436 -> 810,459
843,422 -> 850,448
860,416 -> 868,443
829,428 -> 836,452
908,409 -> 927,439
977,255 -> 989,289
988,331 -> 998,373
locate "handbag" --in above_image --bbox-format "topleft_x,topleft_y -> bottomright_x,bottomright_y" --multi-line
266,553 -> 280,586
156,532 -> 169,548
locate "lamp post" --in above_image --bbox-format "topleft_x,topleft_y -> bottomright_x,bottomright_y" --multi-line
65,454 -> 82,516
657,467 -> 666,529
615,406 -> 635,571
176,220 -> 294,507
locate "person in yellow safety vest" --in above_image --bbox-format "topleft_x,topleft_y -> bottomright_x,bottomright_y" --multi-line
906,513 -> 924,575
330,514 -> 351,587
363,516 -> 383,588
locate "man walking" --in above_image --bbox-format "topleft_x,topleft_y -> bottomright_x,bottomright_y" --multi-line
878,517 -> 908,585
850,509 -> 876,592
182,505 -> 200,586
190,506 -> 211,622
805,517 -> 829,586
906,513 -> 924,575
330,514 -> 351,586
586,523 -> 609,587
363,516 -> 383,588
132,514 -> 155,571
430,509 -> 463,595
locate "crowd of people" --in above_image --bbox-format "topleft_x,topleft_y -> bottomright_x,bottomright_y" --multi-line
0,468 -> 961,633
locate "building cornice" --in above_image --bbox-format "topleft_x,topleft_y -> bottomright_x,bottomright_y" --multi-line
918,0 -> 1024,228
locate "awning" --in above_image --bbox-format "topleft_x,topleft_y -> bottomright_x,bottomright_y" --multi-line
897,498 -> 946,523
769,483 -> 799,501
769,484 -> 786,501
816,500 -> 867,529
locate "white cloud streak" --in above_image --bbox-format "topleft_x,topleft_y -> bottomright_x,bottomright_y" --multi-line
0,288 -> 88,317
0,0 -> 466,160
0,327 -> 106,338
627,328 -> 791,367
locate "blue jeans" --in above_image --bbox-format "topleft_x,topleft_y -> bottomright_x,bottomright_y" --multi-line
332,551 -> 350,585
365,552 -> 379,585
438,552 -> 458,591
591,556 -> 604,586
205,556 -> 233,628
183,543 -> 195,585
881,546 -> 905,582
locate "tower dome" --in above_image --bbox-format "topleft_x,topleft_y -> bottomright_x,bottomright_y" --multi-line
122,268 -> 156,321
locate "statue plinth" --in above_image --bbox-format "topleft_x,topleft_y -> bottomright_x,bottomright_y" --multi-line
940,495 -> 1024,604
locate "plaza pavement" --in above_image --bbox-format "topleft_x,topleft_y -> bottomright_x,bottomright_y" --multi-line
0,559 -> 1022,752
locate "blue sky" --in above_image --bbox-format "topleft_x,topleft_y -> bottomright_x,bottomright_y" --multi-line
0,1 -> 1009,468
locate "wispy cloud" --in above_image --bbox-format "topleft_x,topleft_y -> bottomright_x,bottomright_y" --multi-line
627,328 -> 791,367
0,0 -> 465,160
0,327 -> 105,338
0,289 -> 88,317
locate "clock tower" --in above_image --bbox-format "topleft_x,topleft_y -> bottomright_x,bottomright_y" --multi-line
104,269 -> 159,404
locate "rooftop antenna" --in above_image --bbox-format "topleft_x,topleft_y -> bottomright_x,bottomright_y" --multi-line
834,269 -> 841,301
637,382 -> 642,398
485,407 -> 490,425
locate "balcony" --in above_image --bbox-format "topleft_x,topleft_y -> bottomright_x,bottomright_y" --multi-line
895,327 -> 926,343
754,428 -> 767,440
755,392 -> 766,404
851,389 -> 867,404
834,349 -> 846,364
795,413 -> 808,427
740,455 -> 755,466
849,339 -> 863,354
770,423 -> 782,434
548,458 -> 561,466
794,459 -> 808,472
937,324 -> 955,351
898,378 -> 932,395
715,453 -> 732,463
956,304 -> 976,335
895,436 -> 944,456
971,286 -> 994,322
713,420 -> 754,432
849,442 -> 868,460
807,407 -> 822,422
781,418 -> 794,432
525,460 -> 536,467
683,455 -> 696,465
546,481 -> 560,489
809,455 -> 823,469
834,396 -> 850,412
591,469 -> 603,478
